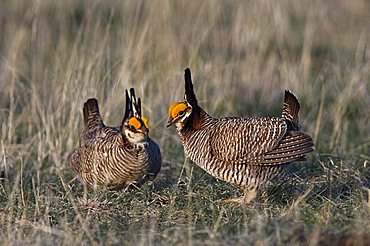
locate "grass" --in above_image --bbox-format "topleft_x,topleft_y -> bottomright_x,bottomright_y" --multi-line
0,0 -> 369,244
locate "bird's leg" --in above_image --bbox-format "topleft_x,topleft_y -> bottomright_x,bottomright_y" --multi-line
222,197 -> 244,203
243,188 -> 257,204
221,188 -> 257,204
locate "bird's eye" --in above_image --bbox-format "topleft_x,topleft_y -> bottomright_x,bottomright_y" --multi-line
128,117 -> 141,130
178,110 -> 185,117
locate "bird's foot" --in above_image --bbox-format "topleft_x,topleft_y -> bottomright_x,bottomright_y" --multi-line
221,197 -> 244,204
217,189 -> 257,205
243,188 -> 257,204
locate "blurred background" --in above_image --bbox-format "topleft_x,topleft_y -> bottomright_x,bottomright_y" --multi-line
1,0 -> 368,156
0,0 -> 369,244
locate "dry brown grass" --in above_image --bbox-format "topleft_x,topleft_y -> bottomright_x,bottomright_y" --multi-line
0,0 -> 369,244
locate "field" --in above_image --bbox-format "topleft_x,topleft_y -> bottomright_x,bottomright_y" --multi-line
0,0 -> 369,245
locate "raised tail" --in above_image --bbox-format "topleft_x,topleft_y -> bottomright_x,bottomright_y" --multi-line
83,98 -> 104,130
282,90 -> 301,131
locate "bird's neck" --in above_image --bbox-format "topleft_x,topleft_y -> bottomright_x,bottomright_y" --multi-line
178,107 -> 214,136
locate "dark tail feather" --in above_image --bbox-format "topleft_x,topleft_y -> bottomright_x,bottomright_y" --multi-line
83,98 -> 103,129
184,68 -> 198,107
282,90 -> 301,131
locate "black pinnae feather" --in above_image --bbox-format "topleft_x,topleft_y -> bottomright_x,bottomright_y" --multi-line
130,88 -> 136,109
129,87 -> 141,117
137,97 -> 142,117
184,68 -> 198,106
124,89 -> 131,120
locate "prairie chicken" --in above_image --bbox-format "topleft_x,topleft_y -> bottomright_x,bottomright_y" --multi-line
70,88 -> 161,188
167,68 -> 314,203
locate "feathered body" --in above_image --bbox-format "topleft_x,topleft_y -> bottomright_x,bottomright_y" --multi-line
70,89 -> 161,188
167,68 -> 314,203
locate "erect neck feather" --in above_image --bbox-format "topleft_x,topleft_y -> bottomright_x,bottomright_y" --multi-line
185,106 -> 212,130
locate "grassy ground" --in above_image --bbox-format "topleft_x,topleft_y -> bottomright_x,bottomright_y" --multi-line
0,0 -> 369,245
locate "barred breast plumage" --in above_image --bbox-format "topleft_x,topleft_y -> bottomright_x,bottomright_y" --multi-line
70,88 -> 161,188
167,68 -> 314,203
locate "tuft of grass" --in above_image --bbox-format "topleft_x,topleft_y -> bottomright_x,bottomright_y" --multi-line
0,0 -> 369,244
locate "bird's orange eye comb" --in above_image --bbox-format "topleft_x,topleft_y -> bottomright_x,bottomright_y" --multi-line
141,116 -> 149,129
168,102 -> 187,118
128,117 -> 141,129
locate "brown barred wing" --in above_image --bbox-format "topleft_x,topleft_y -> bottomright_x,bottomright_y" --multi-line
70,128 -> 123,186
71,127 -> 161,187
260,131 -> 314,165
209,117 -> 287,165
70,148 -> 83,178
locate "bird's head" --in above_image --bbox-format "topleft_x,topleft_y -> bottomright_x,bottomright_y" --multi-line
122,88 -> 150,143
166,100 -> 193,129
166,68 -> 199,130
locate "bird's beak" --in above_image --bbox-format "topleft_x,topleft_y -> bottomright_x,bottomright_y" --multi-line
166,117 -> 175,127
